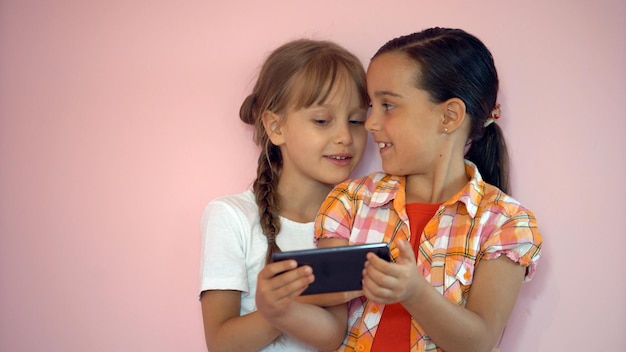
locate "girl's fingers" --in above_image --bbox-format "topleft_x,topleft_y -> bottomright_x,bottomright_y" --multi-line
259,263 -> 314,297
256,265 -> 315,318
275,268 -> 315,298
362,277 -> 394,303
365,251 -> 402,279
362,240 -> 419,304
362,258 -> 397,302
258,260 -> 298,280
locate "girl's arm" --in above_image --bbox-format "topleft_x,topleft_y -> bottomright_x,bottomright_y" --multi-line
256,258 -> 348,351
200,202 -> 282,351
363,240 -> 525,352
200,290 -> 281,352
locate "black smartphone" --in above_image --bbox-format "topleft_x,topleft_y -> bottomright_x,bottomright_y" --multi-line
270,242 -> 391,295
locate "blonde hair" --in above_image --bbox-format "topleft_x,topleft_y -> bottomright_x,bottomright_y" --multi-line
239,39 -> 368,263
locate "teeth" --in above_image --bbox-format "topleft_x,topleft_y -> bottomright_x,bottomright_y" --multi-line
378,142 -> 390,149
329,155 -> 349,160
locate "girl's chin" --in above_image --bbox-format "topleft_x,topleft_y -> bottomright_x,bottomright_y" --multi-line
381,164 -> 407,176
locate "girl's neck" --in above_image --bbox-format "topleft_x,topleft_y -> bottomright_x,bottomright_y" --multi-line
404,157 -> 468,204
276,178 -> 333,223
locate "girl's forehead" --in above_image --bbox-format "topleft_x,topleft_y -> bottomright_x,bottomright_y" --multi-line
368,53 -> 419,91
291,68 -> 362,107
369,52 -> 417,75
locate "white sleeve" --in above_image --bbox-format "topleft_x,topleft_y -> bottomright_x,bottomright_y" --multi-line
199,200 -> 249,295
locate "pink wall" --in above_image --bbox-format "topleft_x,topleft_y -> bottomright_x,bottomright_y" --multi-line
1,1 -> 624,351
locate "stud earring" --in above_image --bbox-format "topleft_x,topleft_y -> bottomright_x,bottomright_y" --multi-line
444,127 -> 448,133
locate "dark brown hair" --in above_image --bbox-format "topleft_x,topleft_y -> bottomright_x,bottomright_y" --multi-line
373,28 -> 510,193
240,39 -> 368,263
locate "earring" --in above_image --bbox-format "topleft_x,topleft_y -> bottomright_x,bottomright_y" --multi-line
443,127 -> 448,133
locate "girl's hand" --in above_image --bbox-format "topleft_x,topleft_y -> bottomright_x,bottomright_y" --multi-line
255,260 -> 314,322
362,240 -> 425,306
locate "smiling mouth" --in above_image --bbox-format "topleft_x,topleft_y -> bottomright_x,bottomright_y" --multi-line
327,155 -> 351,160
378,142 -> 392,149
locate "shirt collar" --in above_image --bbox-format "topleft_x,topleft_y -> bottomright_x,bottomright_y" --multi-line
368,160 -> 487,219
441,160 -> 486,218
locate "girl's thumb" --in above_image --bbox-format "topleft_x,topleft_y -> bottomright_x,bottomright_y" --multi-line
397,239 -> 416,263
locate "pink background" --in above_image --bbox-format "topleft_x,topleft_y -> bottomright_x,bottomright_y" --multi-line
1,1 -> 624,351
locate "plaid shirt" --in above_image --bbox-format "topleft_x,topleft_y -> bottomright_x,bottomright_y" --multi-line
315,161 -> 542,352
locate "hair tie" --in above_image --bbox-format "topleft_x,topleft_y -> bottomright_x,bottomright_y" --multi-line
484,103 -> 501,127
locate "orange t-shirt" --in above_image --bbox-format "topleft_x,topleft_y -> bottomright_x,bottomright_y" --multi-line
371,202 -> 440,351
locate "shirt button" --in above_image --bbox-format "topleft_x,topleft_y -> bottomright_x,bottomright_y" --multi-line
356,344 -> 365,351
464,270 -> 471,281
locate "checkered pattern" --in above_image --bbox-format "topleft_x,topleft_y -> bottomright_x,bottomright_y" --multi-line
315,161 -> 542,352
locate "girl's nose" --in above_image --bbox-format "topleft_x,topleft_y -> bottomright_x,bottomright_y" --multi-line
365,110 -> 380,132
335,122 -> 353,145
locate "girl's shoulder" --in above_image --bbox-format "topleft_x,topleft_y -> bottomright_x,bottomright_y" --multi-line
204,189 -> 257,217
336,172 -> 389,190
482,184 -> 532,215
332,172 -> 403,202
470,184 -> 539,231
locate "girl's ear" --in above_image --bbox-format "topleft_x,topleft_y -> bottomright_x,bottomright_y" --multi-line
441,98 -> 467,134
261,110 -> 285,146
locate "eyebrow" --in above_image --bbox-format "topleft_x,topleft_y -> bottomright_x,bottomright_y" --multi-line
373,90 -> 402,98
311,104 -> 367,115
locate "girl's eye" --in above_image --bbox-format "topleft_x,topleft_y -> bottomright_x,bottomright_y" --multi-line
314,118 -> 330,125
349,119 -> 365,126
369,102 -> 394,113
382,103 -> 394,111
350,110 -> 367,125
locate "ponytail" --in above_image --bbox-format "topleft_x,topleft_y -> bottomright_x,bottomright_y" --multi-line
465,122 -> 510,194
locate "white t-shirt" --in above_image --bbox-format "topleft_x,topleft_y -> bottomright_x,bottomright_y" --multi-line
199,190 -> 318,352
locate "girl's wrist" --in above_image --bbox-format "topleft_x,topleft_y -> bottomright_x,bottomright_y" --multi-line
401,277 -> 429,309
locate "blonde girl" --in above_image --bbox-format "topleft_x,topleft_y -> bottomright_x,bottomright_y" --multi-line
199,39 -> 369,352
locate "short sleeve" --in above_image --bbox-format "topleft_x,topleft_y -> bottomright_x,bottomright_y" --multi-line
199,201 -> 249,294
481,209 -> 542,281
314,182 -> 354,243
